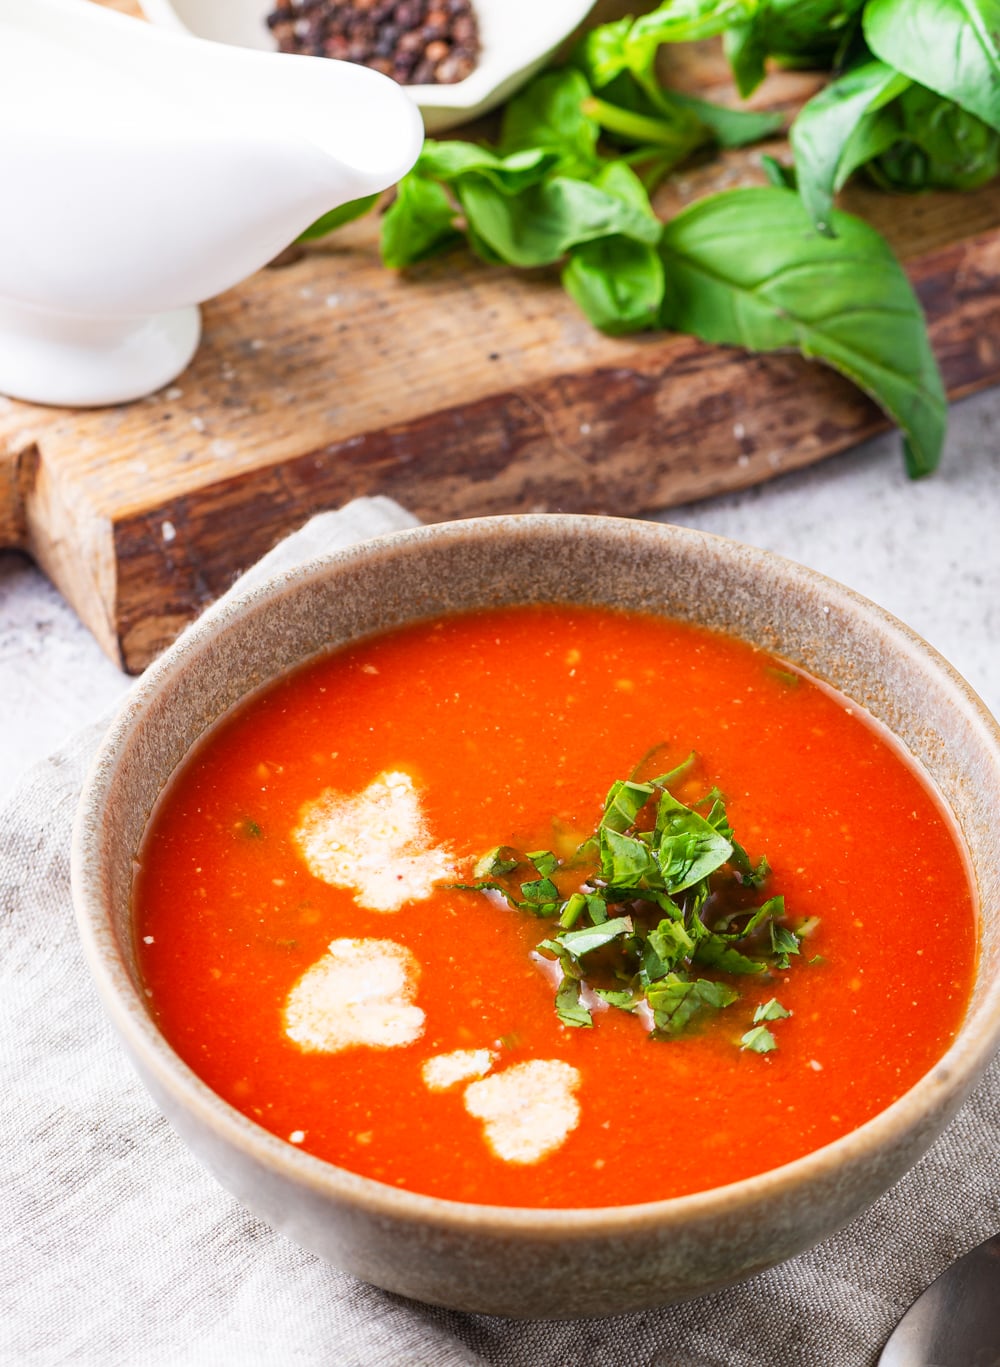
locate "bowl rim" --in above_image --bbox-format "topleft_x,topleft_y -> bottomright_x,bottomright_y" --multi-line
71,512 -> 1000,1237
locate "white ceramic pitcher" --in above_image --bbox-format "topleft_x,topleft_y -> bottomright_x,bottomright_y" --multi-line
0,0 -> 423,408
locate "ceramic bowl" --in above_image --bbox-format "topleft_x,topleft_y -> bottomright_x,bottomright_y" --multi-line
138,0 -> 598,133
72,515 -> 1000,1319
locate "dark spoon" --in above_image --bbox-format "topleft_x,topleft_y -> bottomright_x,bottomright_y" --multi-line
879,1233 -> 1000,1366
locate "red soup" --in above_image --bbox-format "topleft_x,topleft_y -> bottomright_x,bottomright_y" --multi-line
134,606 -> 977,1208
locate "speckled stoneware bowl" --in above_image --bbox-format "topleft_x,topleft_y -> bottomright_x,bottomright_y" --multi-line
72,515 -> 1000,1319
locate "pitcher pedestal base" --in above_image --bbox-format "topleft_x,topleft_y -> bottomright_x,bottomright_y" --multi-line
0,301 -> 201,408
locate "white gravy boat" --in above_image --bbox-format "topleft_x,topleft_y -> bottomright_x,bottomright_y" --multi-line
0,0 -> 423,407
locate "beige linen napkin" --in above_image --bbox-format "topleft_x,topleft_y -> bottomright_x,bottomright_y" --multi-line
2,496 -> 997,1367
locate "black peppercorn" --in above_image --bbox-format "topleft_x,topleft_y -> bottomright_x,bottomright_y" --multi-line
265,0 -> 481,86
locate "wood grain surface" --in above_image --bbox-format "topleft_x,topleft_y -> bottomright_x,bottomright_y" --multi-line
2,3 -> 999,671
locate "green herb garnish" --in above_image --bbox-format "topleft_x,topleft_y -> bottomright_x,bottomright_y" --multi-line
455,754 -> 814,1052
741,1024 -> 779,1053
291,0 -> 1000,478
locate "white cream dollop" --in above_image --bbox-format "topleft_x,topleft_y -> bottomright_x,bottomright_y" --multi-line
462,1059 -> 582,1164
284,937 -> 425,1054
421,1048 -> 495,1092
293,769 -> 455,911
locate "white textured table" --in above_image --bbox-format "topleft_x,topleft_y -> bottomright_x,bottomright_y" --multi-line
2,387 -> 999,801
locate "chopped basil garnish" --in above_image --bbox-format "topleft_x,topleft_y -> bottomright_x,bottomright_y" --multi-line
740,1025 -> 778,1054
754,998 -> 791,1023
555,977 -> 593,1029
454,752 -> 815,1052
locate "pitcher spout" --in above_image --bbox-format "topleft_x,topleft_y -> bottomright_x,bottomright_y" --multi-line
0,0 -> 424,406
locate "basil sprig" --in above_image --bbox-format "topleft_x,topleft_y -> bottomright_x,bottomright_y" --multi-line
659,187 -> 947,478
455,760 -> 807,1051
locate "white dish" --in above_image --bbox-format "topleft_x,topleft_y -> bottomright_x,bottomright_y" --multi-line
138,0 -> 599,133
0,0 -> 420,407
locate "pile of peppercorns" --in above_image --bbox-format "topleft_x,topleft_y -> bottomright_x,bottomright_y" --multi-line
266,0 -> 481,86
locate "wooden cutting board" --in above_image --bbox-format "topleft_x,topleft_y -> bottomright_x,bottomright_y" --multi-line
3,4 -> 1000,672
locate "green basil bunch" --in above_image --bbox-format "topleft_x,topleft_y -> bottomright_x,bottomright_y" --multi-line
306,0 -> 1000,479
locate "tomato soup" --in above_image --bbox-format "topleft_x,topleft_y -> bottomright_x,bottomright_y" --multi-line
134,606 -> 976,1208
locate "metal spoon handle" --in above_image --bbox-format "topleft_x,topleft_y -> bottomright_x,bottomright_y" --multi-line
879,1233 -> 1000,1366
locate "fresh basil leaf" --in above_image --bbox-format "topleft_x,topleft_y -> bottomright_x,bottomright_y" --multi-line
771,922 -> 802,965
500,69 -> 601,176
560,159 -> 668,333
830,103 -> 905,191
648,917 -> 696,968
417,141 -> 559,193
585,892 -> 610,924
297,193 -> 380,243
724,0 -> 866,95
647,973 -> 696,1032
474,845 -> 522,879
595,157 -> 672,218
556,976 -> 594,1028
648,973 -> 739,1034
845,107 -> 923,191
868,86 -> 1000,192
595,987 -> 640,1011
743,854 -> 771,888
659,186 -> 947,477
527,850 -> 559,876
702,796 -> 769,887
577,2 -> 762,106
629,0 -> 755,53
702,793 -> 731,834
381,175 -> 461,269
760,0 -> 867,61
572,17 -> 634,90
450,879 -> 525,910
694,934 -> 768,974
741,1024 -> 778,1052
864,0 -> 1000,133
656,825 -> 734,891
647,750 -> 697,790
557,916 -> 634,958
701,979 -> 741,1010
740,894 -> 787,937
458,174 -> 662,269
712,893 -> 785,940
790,59 -> 911,232
600,777 -> 657,834
654,791 -> 734,891
670,91 -> 784,148
725,19 -> 769,99
761,153 -> 798,189
639,889 -> 685,922
463,219 -> 505,266
600,825 -> 659,885
686,903 -> 712,942
642,937 -> 671,983
754,997 -> 791,1022
520,876 -> 560,905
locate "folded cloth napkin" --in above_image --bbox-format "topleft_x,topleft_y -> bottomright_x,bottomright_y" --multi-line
2,496 -> 997,1367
